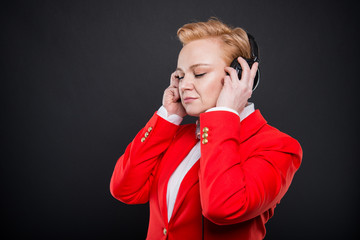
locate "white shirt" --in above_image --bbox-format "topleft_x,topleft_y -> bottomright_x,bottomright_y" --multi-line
157,103 -> 255,222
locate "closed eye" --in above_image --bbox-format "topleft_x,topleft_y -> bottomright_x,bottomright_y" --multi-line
195,73 -> 206,78
176,73 -> 206,80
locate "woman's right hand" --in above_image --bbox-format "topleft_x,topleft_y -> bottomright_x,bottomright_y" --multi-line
162,71 -> 187,118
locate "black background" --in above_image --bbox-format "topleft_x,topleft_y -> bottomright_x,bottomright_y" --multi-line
1,0 -> 359,239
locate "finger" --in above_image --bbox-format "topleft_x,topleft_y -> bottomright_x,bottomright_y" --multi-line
249,62 -> 259,80
165,87 -> 178,103
172,88 -> 181,103
223,75 -> 231,86
237,57 -> 251,82
237,56 -> 251,72
224,67 -> 239,85
170,71 -> 179,87
248,62 -> 259,89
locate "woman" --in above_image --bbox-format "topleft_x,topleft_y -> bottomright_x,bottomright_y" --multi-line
110,18 -> 302,240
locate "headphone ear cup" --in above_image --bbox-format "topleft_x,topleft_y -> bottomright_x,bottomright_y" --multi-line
247,32 -> 260,91
229,58 -> 259,91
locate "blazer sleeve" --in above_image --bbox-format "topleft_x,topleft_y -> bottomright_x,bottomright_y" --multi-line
198,111 -> 302,225
110,111 -> 180,204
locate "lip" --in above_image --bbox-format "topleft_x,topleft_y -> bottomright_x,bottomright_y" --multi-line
183,97 -> 198,103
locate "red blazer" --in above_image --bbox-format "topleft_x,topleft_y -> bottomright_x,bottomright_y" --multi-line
110,109 -> 302,240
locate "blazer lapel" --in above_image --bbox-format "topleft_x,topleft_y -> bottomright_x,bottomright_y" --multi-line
169,160 -> 200,222
157,124 -> 198,224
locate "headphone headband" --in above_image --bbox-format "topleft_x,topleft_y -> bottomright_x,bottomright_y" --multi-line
247,33 -> 259,62
229,31 -> 260,91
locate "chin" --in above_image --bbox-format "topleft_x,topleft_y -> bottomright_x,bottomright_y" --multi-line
186,112 -> 200,117
184,106 -> 204,117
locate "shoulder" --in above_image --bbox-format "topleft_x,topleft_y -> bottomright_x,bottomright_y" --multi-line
253,123 -> 302,157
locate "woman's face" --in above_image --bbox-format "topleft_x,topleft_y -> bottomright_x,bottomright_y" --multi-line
176,38 -> 228,117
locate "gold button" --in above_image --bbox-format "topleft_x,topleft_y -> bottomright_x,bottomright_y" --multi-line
163,228 -> 167,235
148,126 -> 153,132
202,133 -> 208,138
145,132 -> 149,137
141,137 -> 146,142
202,127 -> 209,133
202,138 -> 208,144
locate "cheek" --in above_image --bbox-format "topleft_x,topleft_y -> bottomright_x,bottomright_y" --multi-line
210,73 -> 224,93
202,75 -> 224,101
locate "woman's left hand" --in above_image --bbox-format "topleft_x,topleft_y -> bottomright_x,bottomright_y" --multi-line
216,57 -> 259,114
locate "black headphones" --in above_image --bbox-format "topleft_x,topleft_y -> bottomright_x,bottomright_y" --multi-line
229,33 -> 260,91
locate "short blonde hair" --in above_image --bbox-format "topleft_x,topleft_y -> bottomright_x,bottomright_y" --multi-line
177,17 -> 251,65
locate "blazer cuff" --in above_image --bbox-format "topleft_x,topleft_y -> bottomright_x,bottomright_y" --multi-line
157,105 -> 183,126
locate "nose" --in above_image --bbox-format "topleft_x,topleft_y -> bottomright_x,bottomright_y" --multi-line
179,75 -> 194,93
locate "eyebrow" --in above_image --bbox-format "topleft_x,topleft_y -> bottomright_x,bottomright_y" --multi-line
176,63 -> 212,72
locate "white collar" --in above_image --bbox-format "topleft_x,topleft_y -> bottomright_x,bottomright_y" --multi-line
240,102 -> 255,122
